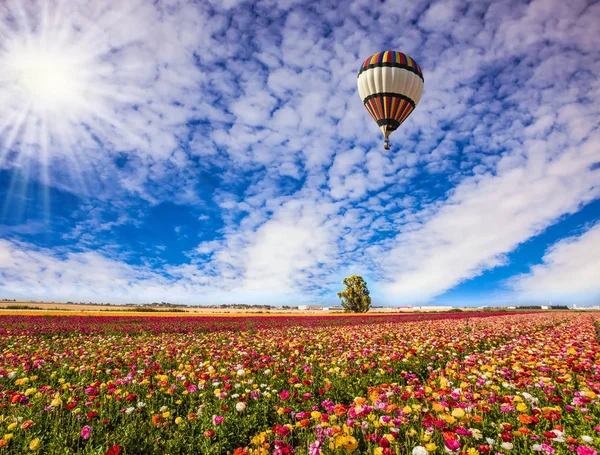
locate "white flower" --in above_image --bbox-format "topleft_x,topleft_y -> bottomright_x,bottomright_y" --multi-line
532,444 -> 543,451
235,402 -> 246,412
136,401 -> 146,408
237,369 -> 245,377
412,447 -> 429,455
231,394 -> 240,399
125,407 -> 135,415
486,438 -> 495,446
160,406 -> 168,412
263,369 -> 271,376
470,428 -> 482,440
234,383 -> 241,389
582,436 -> 593,443
501,442 -> 513,450
8,372 -> 16,379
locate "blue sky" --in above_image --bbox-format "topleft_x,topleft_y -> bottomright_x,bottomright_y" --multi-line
0,0 -> 598,306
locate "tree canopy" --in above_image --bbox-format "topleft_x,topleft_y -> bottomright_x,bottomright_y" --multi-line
337,275 -> 371,313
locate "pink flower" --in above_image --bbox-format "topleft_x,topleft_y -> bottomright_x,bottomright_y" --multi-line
279,390 -> 290,401
81,425 -> 92,440
444,439 -> 461,451
577,447 -> 598,455
212,415 -> 223,425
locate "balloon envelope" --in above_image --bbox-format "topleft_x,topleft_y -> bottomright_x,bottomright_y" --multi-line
357,51 -> 424,144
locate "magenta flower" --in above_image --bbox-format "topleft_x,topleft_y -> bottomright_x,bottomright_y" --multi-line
444,439 -> 461,451
279,390 -> 290,401
577,447 -> 598,455
212,415 -> 223,425
81,425 -> 92,440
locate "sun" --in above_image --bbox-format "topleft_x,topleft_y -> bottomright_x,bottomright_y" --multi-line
5,43 -> 90,113
0,0 -> 143,203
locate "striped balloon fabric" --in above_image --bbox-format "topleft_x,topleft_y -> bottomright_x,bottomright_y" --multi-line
357,51 -> 424,149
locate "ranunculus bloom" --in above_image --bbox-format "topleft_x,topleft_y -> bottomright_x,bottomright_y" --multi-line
444,439 -> 461,451
29,438 -> 40,451
106,445 -> 120,455
280,390 -> 290,400
81,426 -> 92,440
577,447 -> 598,455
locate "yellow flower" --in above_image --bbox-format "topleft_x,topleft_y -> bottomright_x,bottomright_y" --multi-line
373,448 -> 383,455
516,403 -> 528,412
50,393 -> 63,408
342,436 -> 358,452
452,408 -> 465,418
432,402 -> 445,412
4,434 -> 13,440
175,417 -> 183,425
467,448 -> 480,455
7,423 -> 17,431
425,443 -> 437,451
310,411 -> 321,420
29,438 -> 40,451
162,412 -> 170,419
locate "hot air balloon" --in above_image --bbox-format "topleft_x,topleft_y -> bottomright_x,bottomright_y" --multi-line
357,51 -> 424,150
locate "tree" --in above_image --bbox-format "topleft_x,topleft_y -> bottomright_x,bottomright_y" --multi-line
337,275 -> 371,313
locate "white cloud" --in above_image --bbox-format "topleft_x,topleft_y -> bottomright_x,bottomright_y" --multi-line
508,222 -> 600,303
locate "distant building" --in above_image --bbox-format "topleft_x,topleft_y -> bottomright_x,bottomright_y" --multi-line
298,305 -> 323,311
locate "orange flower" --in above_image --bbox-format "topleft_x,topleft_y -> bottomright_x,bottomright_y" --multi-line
20,420 -> 34,430
518,414 -> 533,424
298,419 -> 310,427
472,415 -> 483,422
152,414 -> 165,427
518,427 -> 531,434
334,404 -> 348,416
442,431 -> 457,440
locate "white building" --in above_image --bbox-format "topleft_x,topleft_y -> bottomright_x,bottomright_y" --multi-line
297,305 -> 323,311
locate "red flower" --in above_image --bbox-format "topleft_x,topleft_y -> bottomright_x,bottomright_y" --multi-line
106,445 -> 120,455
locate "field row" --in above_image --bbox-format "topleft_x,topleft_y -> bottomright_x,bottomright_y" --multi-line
0,312 -> 598,454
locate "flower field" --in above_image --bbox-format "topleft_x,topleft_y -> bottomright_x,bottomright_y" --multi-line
0,312 -> 598,455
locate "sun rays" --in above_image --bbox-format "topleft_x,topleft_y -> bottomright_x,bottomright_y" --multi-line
0,0 -> 148,213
